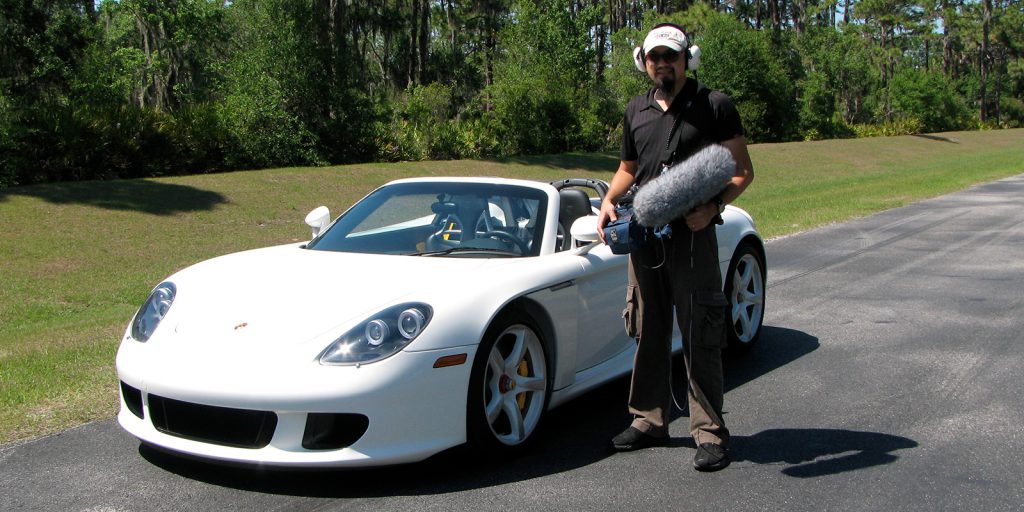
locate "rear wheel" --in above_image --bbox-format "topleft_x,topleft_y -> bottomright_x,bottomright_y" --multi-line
724,242 -> 766,353
467,311 -> 549,454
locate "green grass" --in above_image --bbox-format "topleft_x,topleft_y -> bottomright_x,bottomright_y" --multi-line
1,129 -> 1022,444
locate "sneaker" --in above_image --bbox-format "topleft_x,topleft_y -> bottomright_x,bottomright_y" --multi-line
610,426 -> 669,451
693,442 -> 729,471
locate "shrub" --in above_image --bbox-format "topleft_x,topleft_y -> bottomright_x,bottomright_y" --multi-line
998,97 -> 1024,128
165,103 -> 231,174
0,94 -> 19,187
218,77 -> 325,169
798,71 -> 837,139
850,118 -> 924,138
885,68 -> 970,133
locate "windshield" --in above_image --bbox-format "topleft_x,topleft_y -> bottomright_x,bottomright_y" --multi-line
306,182 -> 549,257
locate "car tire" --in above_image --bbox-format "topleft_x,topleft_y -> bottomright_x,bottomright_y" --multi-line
467,310 -> 550,455
724,241 -> 766,354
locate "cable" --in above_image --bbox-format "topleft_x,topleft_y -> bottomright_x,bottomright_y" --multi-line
668,228 -> 696,414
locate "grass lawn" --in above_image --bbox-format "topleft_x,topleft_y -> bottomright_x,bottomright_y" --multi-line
1,128 -> 1022,444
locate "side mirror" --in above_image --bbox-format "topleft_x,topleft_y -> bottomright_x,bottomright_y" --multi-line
569,216 -> 601,252
304,206 -> 331,238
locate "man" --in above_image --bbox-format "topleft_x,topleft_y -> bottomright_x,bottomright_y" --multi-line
598,23 -> 754,472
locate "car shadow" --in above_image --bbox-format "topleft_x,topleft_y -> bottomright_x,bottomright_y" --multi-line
0,178 -> 227,215
135,325 -> 907,496
724,325 -> 820,392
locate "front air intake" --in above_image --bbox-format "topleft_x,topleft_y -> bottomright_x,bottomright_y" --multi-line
120,381 -> 144,419
302,413 -> 369,450
148,394 -> 277,449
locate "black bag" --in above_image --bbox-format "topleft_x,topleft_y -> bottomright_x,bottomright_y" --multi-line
603,205 -> 648,255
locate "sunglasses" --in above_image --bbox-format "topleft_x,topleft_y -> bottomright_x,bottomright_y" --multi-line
646,49 -> 681,64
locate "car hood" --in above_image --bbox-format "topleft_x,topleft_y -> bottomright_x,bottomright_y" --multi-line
159,245 -> 492,351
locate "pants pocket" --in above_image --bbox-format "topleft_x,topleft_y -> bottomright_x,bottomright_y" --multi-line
692,289 -> 728,348
623,284 -> 642,339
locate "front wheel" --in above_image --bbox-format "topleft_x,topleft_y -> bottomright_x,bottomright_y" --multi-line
724,242 -> 766,353
467,311 -> 549,454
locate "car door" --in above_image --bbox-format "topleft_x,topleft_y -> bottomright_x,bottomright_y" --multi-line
572,246 -> 633,372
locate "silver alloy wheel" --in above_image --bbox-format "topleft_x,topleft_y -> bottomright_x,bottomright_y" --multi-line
729,251 -> 765,344
482,324 -> 547,446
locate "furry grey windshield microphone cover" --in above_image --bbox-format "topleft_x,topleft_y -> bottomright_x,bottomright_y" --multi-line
633,144 -> 736,228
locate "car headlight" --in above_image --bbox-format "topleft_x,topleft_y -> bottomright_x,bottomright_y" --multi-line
319,303 -> 432,366
130,282 -> 176,342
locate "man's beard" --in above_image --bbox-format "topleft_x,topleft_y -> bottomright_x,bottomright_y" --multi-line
656,76 -> 675,96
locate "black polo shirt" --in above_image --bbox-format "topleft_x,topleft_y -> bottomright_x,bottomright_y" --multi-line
621,79 -> 744,188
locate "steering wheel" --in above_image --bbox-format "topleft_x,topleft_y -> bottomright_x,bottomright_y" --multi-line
480,230 -> 530,254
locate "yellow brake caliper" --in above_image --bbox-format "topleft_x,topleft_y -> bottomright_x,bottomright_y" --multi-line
516,359 -> 529,410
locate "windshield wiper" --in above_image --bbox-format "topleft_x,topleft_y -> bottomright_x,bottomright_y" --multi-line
411,246 -> 520,257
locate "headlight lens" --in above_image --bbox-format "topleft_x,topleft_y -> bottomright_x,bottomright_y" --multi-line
320,303 -> 432,365
398,308 -> 426,339
130,282 -> 176,342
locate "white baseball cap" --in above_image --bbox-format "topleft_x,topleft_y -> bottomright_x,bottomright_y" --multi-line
643,25 -> 687,54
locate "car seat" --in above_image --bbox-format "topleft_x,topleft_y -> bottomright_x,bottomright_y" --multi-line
557,188 -> 592,251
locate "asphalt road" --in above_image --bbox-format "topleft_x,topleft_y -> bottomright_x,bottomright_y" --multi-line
3,174 -> 1023,512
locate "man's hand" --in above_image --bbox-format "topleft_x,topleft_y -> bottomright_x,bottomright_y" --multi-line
600,161 -> 639,244
597,200 -> 618,244
684,202 -> 718,232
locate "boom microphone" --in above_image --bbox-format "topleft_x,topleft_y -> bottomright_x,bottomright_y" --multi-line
633,144 -> 736,227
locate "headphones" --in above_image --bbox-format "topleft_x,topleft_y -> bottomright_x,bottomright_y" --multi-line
632,23 -> 701,73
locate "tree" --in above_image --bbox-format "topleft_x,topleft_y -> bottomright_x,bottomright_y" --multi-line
83,0 -> 226,111
0,0 -> 94,103
855,0 -> 927,87
0,0 -> 96,185
217,0 -> 326,168
796,25 -> 877,135
488,0 -> 614,154
695,12 -> 798,142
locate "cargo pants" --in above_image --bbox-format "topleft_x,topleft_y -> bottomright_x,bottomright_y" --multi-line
623,221 -> 730,446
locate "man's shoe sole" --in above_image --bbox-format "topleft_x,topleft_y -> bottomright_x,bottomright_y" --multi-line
611,436 -> 669,452
693,443 -> 730,471
693,457 -> 730,471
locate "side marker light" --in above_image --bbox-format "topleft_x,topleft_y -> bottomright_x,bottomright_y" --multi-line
433,354 -> 468,368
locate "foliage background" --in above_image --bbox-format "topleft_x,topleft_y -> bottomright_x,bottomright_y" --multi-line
1,0 -> 1023,187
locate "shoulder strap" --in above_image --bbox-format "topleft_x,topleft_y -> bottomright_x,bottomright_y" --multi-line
662,83 -> 711,166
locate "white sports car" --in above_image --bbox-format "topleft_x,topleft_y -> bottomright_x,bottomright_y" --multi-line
116,176 -> 765,467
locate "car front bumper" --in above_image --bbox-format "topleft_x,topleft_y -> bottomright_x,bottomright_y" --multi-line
116,344 -> 477,468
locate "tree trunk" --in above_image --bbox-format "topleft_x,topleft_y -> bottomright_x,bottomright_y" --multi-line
409,0 -> 419,86
768,0 -> 781,33
924,38 -> 929,72
595,0 -> 606,81
942,4 -> 953,78
607,0 -> 618,32
445,0 -> 456,51
793,0 -> 805,34
418,0 -> 429,84
980,0 -> 991,122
